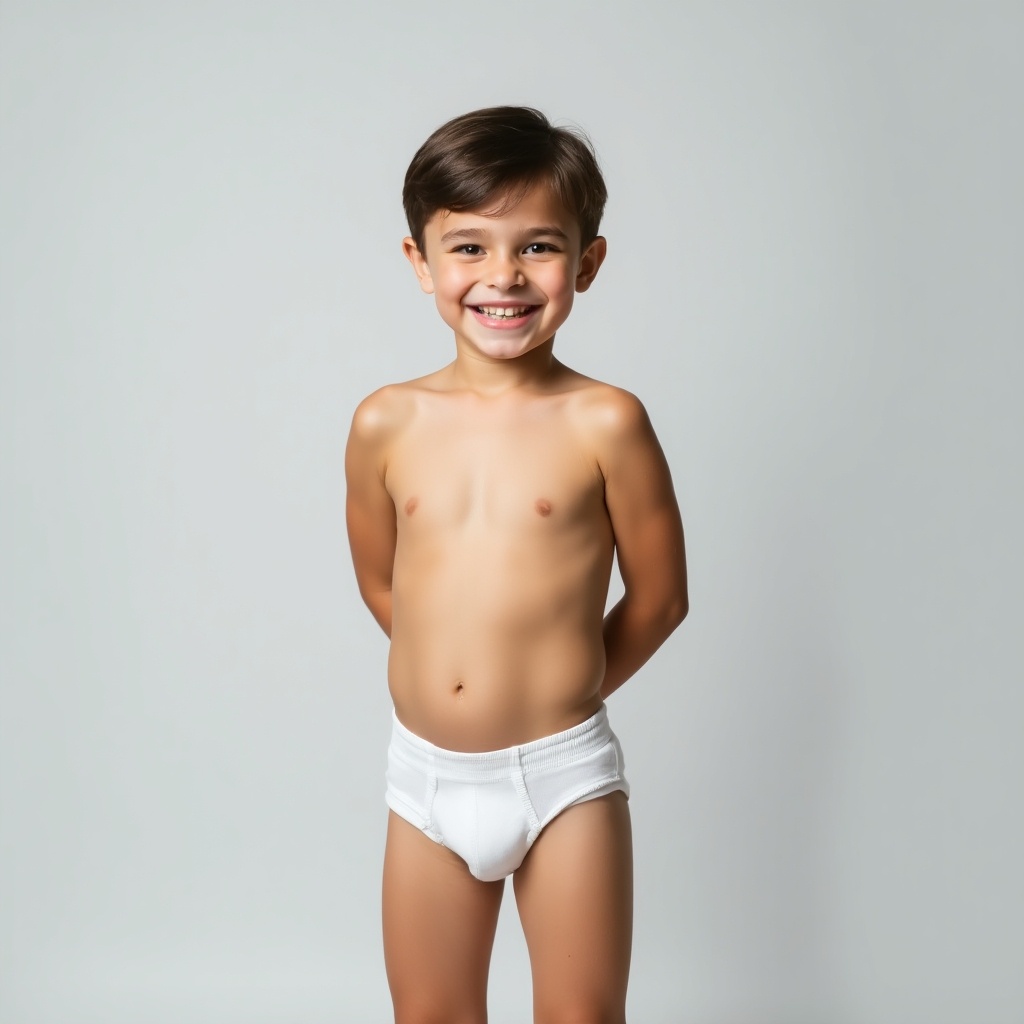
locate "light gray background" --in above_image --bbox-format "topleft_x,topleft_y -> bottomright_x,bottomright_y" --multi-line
1,3 -> 1021,1022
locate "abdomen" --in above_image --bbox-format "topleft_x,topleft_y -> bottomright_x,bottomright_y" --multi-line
388,523 -> 614,751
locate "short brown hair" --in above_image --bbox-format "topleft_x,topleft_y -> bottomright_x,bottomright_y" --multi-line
403,106 -> 608,252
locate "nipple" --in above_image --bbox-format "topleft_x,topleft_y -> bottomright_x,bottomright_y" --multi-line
404,497 -> 419,516
534,498 -> 552,517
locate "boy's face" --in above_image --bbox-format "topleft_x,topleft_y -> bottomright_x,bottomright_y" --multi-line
403,182 -> 606,363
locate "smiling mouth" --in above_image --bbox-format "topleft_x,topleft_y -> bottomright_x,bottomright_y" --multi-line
473,305 -> 536,320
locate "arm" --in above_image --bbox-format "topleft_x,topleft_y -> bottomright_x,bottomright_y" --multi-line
595,391 -> 688,699
345,393 -> 399,637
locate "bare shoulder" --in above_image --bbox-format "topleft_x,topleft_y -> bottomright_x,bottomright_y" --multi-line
555,371 -> 667,491
346,381 -> 428,485
349,383 -> 415,443
563,374 -> 654,444
350,367 -> 453,450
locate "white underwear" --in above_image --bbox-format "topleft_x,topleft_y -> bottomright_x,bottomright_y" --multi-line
385,705 -> 629,882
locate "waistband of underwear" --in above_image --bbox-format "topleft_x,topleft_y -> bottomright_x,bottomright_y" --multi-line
389,705 -> 615,782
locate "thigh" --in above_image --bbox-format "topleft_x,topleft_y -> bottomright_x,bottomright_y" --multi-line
383,811 -> 505,1024
512,792 -> 633,1024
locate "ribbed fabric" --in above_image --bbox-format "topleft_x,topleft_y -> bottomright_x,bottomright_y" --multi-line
389,704 -> 617,780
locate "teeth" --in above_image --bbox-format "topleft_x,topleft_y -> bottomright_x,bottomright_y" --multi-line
477,306 -> 531,318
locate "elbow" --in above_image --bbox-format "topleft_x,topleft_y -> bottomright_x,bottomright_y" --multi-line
640,591 -> 689,635
357,581 -> 393,637
668,594 -> 689,630
643,593 -> 687,637
663,579 -> 688,630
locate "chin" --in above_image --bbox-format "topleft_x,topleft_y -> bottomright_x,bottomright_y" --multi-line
481,345 -> 529,360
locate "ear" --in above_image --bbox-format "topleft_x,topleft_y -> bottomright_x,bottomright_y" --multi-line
403,237 -> 435,294
575,236 -> 607,293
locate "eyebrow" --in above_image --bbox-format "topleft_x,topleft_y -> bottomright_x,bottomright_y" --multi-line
439,225 -> 571,243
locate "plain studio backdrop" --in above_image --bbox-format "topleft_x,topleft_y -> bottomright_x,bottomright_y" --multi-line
1,3 -> 1021,1023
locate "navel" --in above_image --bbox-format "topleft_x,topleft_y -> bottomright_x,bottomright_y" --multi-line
534,498 -> 553,517
404,496 -> 419,516
454,680 -> 465,700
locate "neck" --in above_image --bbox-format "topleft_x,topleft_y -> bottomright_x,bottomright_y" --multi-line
449,338 -> 559,395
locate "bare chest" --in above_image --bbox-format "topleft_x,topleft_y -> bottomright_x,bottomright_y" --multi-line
386,416 -> 604,532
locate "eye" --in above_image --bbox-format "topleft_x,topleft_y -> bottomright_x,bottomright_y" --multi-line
525,243 -> 557,254
454,244 -> 482,255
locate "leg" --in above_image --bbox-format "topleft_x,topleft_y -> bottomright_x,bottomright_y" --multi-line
513,792 -> 633,1024
383,811 -> 505,1024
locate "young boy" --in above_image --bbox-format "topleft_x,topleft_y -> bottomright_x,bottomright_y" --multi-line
345,106 -> 687,1024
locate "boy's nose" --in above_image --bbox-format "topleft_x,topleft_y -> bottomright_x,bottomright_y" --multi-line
486,256 -> 525,289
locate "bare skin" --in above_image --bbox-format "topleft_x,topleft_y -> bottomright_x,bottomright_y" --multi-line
346,183 -> 687,1023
